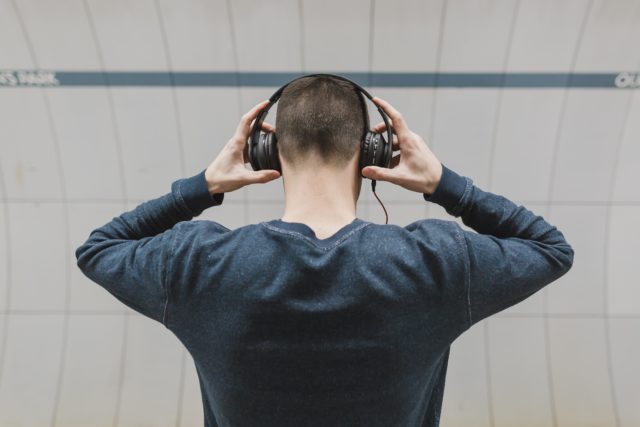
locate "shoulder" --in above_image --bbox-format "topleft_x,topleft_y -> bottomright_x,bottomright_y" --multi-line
351,218 -> 463,255
169,220 -> 233,246
172,219 -> 230,233
404,217 -> 458,232
391,218 -> 466,254
170,220 -> 273,244
366,218 -> 462,241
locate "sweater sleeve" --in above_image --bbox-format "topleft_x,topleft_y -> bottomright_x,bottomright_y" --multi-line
424,164 -> 574,328
74,169 -> 224,326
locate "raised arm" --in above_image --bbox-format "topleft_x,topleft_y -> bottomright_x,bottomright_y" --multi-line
362,96 -> 574,329
424,164 -> 574,327
75,100 -> 281,326
74,169 -> 225,324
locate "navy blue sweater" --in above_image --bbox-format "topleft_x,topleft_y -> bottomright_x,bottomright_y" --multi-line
75,164 -> 574,426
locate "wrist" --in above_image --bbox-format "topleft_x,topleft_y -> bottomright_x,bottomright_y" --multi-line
423,161 -> 443,195
207,183 -> 222,196
204,168 -> 222,196
422,163 -> 469,215
172,168 -> 225,217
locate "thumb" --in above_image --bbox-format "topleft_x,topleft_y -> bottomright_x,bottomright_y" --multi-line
246,169 -> 281,184
361,166 -> 397,183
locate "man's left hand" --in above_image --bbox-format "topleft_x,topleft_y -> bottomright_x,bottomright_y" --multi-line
204,100 -> 281,195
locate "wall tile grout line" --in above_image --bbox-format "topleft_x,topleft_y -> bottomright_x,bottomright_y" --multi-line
483,4 -> 523,425
8,2 -> 74,426
599,6 -> 640,426
80,2 -> 131,427
427,0 -> 466,227
0,131 -> 12,402
152,3 -> 190,426
542,2 -> 595,425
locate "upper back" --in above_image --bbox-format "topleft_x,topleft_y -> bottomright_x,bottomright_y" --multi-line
164,217 -> 469,425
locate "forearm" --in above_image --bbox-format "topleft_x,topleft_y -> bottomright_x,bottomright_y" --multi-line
76,169 -> 224,258
424,164 -> 571,251
424,164 -> 574,325
73,169 -> 225,324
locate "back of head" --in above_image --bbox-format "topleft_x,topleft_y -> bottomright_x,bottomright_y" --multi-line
275,75 -> 368,169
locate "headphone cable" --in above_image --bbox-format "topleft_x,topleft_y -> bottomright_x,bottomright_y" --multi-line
371,180 -> 388,224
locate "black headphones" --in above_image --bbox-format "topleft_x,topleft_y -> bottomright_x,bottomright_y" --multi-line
247,73 -> 393,179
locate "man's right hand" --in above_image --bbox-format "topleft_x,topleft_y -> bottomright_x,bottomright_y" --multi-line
361,97 -> 443,196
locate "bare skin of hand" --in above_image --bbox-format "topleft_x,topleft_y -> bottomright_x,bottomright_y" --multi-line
361,97 -> 443,196
204,100 -> 281,195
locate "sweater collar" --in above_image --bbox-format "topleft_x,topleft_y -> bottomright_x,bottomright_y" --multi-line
265,217 -> 369,244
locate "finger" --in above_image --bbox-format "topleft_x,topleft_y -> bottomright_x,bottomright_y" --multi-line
236,100 -> 270,137
242,100 -> 270,126
248,117 -> 276,133
372,97 -> 409,136
371,122 -> 396,135
361,165 -> 400,184
261,121 -> 275,133
372,121 -> 387,133
245,169 -> 281,184
372,121 -> 398,136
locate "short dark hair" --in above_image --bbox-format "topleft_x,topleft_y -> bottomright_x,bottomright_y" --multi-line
275,75 -> 368,168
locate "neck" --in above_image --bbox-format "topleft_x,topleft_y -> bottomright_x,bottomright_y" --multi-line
280,158 -> 361,226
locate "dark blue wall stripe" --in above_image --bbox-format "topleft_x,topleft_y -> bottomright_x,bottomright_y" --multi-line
1,70 -> 639,88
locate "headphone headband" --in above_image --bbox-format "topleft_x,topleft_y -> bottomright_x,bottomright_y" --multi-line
250,73 -> 393,160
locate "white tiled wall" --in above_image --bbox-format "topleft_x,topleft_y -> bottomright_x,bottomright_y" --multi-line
0,0 -> 638,425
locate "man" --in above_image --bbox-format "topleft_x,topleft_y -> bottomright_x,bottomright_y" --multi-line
76,75 -> 574,426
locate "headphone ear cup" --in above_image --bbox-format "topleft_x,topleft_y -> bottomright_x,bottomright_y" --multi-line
360,132 -> 391,176
372,133 -> 383,167
264,133 -> 281,173
359,131 -> 373,175
378,132 -> 392,168
370,132 -> 385,168
256,133 -> 270,171
248,132 -> 260,171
